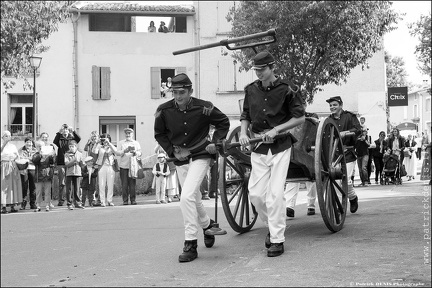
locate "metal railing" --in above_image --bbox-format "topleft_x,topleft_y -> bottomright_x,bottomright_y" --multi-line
7,124 -> 33,137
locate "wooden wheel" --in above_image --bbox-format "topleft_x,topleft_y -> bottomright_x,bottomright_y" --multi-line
219,126 -> 258,233
314,118 -> 348,232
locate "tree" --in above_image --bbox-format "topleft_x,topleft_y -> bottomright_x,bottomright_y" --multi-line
385,51 -> 409,88
409,13 -> 431,77
227,1 -> 400,103
1,1 -> 72,90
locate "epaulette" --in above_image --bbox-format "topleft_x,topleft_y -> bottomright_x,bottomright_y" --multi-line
154,100 -> 175,118
343,110 -> 357,117
280,79 -> 300,94
193,98 -> 214,115
244,79 -> 260,90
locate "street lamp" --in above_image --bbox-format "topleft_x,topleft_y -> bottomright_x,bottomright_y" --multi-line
29,56 -> 42,138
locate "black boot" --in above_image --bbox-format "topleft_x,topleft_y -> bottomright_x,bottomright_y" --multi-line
20,200 -> 27,210
349,196 -> 359,213
203,219 -> 215,248
178,240 -> 198,262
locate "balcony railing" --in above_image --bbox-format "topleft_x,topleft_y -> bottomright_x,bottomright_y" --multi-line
7,124 -> 33,137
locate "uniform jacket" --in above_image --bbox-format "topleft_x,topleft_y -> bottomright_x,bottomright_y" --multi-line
240,77 -> 305,155
154,97 -> 230,164
328,110 -> 362,163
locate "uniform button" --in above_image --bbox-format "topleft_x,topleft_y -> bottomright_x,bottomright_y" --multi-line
185,133 -> 187,135
184,122 -> 187,125
263,109 -> 266,112
184,111 -> 187,113
183,143 -> 186,146
265,98 -> 267,101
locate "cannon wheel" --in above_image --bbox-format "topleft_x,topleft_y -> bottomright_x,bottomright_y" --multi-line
315,118 -> 348,232
219,126 -> 258,233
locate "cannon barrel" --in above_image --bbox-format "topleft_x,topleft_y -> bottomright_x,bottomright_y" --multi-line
173,29 -> 276,55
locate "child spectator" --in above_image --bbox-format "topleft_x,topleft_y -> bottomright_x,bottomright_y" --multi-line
64,140 -> 84,210
152,153 -> 170,204
81,156 -> 98,207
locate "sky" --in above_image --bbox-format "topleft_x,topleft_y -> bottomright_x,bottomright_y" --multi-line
383,1 -> 431,85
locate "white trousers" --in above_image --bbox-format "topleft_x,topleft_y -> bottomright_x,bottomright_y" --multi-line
249,148 -> 291,244
176,158 -> 211,241
98,164 -> 115,205
346,161 -> 357,200
155,176 -> 166,201
285,182 -> 316,209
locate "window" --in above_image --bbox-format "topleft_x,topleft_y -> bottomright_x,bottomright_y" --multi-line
413,104 -> 419,118
218,59 -> 256,92
150,67 -> 186,99
99,116 -> 136,147
9,94 -> 34,136
426,98 -> 431,112
92,66 -> 111,100
90,14 -> 131,32
134,16 -> 187,33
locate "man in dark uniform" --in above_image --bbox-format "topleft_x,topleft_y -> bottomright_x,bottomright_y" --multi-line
239,51 -> 305,257
154,73 -> 230,263
326,96 -> 361,213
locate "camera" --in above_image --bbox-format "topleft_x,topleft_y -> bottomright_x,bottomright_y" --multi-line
100,138 -> 106,144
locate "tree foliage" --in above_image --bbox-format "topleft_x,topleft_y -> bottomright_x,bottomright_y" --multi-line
408,13 -> 431,77
1,1 -> 72,90
227,1 -> 400,103
385,51 -> 409,88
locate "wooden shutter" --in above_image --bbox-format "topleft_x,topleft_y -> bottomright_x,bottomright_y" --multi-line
218,60 -> 234,91
151,67 -> 161,99
92,65 -> 100,99
101,67 -> 111,99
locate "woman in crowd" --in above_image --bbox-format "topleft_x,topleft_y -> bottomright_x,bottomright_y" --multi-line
1,130 -> 23,213
371,131 -> 387,185
93,133 -> 118,207
387,128 -> 405,164
404,134 -> 417,181
33,132 -> 57,211
18,137 -> 38,210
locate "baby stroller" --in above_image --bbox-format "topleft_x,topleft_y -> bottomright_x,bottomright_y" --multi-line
382,154 -> 402,185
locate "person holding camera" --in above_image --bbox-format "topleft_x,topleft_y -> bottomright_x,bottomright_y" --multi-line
84,131 -> 101,206
93,133 -> 118,207
53,124 -> 81,206
116,128 -> 141,205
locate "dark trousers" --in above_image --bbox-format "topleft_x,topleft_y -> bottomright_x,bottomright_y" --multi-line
66,176 -> 81,206
56,165 -> 66,204
373,156 -> 384,182
416,148 -> 422,160
20,170 -> 36,206
357,155 -> 369,184
120,168 -> 136,203
366,155 -> 373,182
81,188 -> 95,206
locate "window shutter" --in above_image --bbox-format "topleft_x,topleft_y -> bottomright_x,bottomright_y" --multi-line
218,60 -> 234,91
176,67 -> 186,75
151,67 -> 161,99
101,67 -> 111,99
92,65 -> 100,99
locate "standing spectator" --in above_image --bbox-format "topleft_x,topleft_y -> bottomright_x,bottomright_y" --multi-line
93,133 -> 117,207
326,96 -> 361,212
371,131 -> 387,185
154,143 -> 179,202
152,153 -> 170,204
165,77 -> 173,98
1,130 -> 23,213
355,130 -> 371,187
148,21 -> 156,33
154,73 -> 230,262
116,128 -> 141,205
64,140 -> 84,210
160,82 -> 168,98
238,51 -> 305,257
32,132 -> 57,212
422,131 -> 430,152
359,116 -> 368,132
84,131 -> 101,206
158,21 -> 169,33
81,156 -> 98,207
18,137 -> 37,210
387,128 -> 405,165
415,132 -> 423,160
53,124 -> 81,206
404,134 -> 417,181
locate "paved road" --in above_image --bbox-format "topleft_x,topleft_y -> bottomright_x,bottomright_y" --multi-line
1,179 -> 431,287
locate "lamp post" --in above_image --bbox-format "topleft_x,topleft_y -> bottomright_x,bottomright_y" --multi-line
29,56 -> 42,138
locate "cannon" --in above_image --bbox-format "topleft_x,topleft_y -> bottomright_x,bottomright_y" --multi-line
171,29 -> 350,234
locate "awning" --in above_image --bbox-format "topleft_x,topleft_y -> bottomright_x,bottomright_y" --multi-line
396,122 -> 417,131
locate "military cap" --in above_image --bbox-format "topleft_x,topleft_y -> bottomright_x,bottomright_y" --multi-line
326,96 -> 343,104
171,73 -> 192,88
157,153 -> 166,158
252,51 -> 275,69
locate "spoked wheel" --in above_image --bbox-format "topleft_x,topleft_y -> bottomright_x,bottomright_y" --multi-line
219,126 -> 258,233
315,118 -> 348,232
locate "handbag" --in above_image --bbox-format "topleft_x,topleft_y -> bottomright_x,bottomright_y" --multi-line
129,156 -> 144,179
137,158 -> 145,179
112,158 -> 120,172
400,164 -> 407,177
